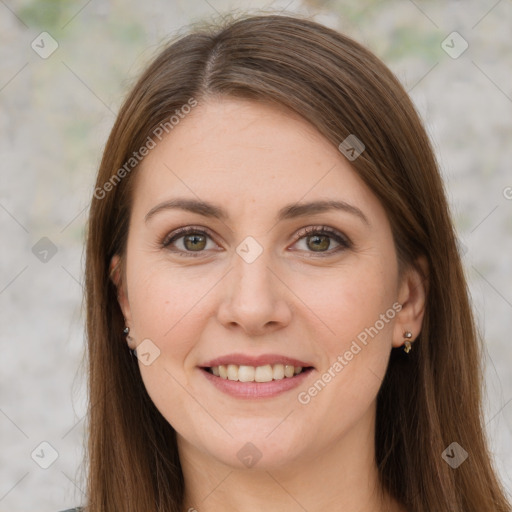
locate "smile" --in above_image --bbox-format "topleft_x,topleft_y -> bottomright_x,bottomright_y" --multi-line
205,363 -> 309,382
199,365 -> 315,399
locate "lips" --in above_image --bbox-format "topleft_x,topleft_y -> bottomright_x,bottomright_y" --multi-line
198,353 -> 315,399
200,353 -> 314,368
200,363 -> 314,398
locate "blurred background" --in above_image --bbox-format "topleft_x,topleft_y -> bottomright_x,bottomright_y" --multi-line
0,0 -> 511,510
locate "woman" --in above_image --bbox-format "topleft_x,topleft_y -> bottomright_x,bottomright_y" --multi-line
70,12 -> 511,512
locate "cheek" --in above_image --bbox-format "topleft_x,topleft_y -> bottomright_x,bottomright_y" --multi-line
127,263 -> 210,427
292,260 -> 397,350
294,261 -> 397,417
128,258 -> 215,339
126,258 -> 225,412
292,260 -> 397,413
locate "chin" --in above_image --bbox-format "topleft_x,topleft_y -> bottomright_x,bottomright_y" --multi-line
205,432 -> 306,471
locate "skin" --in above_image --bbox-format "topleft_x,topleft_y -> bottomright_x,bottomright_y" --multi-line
111,97 -> 426,512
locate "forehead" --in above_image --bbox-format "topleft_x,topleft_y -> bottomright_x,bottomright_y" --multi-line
131,97 -> 383,222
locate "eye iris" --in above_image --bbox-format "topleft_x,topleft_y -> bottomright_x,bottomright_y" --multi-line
184,234 -> 206,251
307,234 -> 330,251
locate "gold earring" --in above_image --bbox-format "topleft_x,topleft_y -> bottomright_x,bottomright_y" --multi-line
403,331 -> 413,353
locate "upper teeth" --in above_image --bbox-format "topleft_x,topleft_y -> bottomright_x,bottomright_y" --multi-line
210,364 -> 304,382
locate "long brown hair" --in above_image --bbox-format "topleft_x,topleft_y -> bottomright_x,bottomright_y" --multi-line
83,12 -> 511,512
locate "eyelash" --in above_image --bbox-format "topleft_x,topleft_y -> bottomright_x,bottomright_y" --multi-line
161,225 -> 351,258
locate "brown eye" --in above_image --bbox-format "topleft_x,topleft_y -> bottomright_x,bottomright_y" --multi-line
162,227 -> 217,257
306,234 -> 331,252
183,234 -> 207,251
292,226 -> 351,257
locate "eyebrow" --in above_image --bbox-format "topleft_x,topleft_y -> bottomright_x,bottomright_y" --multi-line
144,198 -> 370,226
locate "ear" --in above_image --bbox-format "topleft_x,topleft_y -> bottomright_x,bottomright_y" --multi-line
109,254 -> 134,347
392,255 -> 428,348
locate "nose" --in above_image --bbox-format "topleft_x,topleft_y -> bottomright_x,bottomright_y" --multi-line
216,245 -> 293,336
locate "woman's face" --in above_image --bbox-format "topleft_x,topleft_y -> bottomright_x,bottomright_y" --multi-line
113,97 -> 423,471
